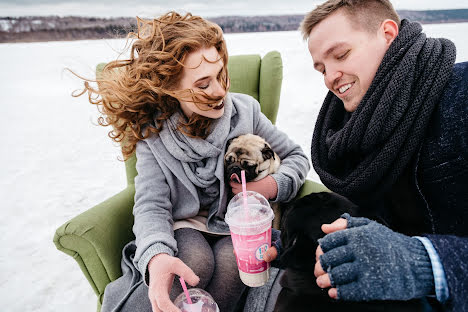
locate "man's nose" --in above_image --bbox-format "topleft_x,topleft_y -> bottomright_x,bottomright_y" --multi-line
324,68 -> 343,89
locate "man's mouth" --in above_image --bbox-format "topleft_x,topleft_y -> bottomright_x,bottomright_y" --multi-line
338,82 -> 354,95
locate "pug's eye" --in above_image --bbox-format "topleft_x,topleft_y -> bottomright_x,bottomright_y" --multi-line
225,156 -> 234,164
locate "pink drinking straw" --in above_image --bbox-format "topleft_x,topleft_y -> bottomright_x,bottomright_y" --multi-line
179,277 -> 193,305
241,170 -> 249,218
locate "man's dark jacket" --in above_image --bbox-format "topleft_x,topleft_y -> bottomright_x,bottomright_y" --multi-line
419,62 -> 468,311
351,62 -> 468,311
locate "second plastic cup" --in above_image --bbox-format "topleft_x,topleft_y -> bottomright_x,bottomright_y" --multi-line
225,191 -> 274,287
174,288 -> 219,312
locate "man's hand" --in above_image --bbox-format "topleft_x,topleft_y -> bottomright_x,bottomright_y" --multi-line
314,214 -> 434,301
147,253 -> 199,312
314,217 -> 347,299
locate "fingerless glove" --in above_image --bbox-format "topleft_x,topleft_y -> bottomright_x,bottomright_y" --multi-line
318,214 -> 435,301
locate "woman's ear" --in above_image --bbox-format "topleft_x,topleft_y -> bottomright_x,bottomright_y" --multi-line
381,19 -> 399,46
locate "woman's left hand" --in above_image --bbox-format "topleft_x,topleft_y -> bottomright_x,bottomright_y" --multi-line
230,175 -> 278,200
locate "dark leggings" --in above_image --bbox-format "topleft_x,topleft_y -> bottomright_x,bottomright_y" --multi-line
170,228 -> 246,312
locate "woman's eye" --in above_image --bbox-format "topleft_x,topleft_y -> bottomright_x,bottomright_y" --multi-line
198,84 -> 209,90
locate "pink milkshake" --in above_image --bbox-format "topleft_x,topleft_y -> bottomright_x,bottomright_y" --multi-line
225,191 -> 274,287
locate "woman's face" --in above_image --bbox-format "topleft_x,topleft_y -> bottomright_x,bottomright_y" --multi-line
177,46 -> 227,119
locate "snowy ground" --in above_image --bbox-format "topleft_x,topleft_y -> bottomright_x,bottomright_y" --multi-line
1,23 -> 467,311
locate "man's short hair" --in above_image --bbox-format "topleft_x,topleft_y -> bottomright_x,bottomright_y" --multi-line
300,0 -> 401,40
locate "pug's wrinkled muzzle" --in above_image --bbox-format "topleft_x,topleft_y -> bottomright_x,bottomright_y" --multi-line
226,163 -> 257,183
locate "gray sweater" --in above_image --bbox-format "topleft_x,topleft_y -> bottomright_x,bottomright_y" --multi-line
132,92 -> 310,277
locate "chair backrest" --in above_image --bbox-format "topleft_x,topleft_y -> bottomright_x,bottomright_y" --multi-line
96,51 -> 283,186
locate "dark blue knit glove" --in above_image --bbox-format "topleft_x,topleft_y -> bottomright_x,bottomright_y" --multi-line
318,213 -> 434,301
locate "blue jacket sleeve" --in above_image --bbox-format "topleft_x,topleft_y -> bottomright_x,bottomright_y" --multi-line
426,234 -> 468,312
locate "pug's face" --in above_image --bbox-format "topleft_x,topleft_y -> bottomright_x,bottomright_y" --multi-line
224,134 -> 280,183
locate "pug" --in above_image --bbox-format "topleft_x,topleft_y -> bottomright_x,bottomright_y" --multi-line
224,133 -> 282,228
224,133 -> 280,183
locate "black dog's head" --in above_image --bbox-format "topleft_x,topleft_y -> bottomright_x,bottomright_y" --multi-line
280,192 -> 357,273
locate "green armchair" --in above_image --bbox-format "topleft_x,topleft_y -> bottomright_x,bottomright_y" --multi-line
53,51 -> 328,311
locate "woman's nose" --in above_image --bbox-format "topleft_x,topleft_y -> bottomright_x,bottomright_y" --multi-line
211,79 -> 226,97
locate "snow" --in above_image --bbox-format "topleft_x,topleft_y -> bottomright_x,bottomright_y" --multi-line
0,23 -> 467,312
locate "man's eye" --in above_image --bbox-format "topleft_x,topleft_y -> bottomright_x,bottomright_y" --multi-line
337,50 -> 350,60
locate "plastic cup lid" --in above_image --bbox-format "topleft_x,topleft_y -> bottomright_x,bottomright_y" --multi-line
225,191 -> 274,228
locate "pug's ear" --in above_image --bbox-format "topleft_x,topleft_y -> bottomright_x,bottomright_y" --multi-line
261,144 -> 275,160
226,138 -> 234,149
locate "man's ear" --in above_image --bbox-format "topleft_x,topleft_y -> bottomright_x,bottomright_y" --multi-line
381,19 -> 399,46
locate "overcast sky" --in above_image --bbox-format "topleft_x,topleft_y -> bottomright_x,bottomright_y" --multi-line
0,0 -> 467,18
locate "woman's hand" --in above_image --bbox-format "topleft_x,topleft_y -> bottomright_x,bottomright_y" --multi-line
230,175 -> 278,200
147,253 -> 200,312
263,246 -> 278,263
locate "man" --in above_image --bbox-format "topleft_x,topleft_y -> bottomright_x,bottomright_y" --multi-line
265,0 -> 467,310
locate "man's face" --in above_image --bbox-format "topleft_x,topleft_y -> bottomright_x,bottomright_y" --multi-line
308,10 -> 390,112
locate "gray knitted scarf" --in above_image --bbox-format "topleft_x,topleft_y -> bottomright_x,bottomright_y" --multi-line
159,96 -> 232,205
311,20 -> 456,202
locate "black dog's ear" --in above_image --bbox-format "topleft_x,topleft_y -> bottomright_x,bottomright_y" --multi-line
261,144 -> 275,160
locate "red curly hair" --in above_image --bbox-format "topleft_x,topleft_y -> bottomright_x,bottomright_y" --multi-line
75,12 -> 229,160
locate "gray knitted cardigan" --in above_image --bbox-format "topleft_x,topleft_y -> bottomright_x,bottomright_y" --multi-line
132,92 -> 310,277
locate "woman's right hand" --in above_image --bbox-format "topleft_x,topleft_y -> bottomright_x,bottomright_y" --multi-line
147,253 -> 200,312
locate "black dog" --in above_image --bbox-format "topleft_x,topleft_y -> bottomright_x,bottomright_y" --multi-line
274,192 -> 428,312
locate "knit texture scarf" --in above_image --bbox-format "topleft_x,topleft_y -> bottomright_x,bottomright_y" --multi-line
311,19 -> 456,203
159,97 -> 232,205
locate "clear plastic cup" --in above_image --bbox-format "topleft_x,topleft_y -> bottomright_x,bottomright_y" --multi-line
174,288 -> 219,312
225,191 -> 274,287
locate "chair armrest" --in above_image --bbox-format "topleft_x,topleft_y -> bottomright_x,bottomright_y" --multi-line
297,179 -> 330,198
53,185 -> 135,296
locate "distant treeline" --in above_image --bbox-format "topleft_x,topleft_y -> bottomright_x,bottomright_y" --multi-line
1,9 -> 467,43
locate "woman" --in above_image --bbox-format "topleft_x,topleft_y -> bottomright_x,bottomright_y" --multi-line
78,12 -> 309,312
